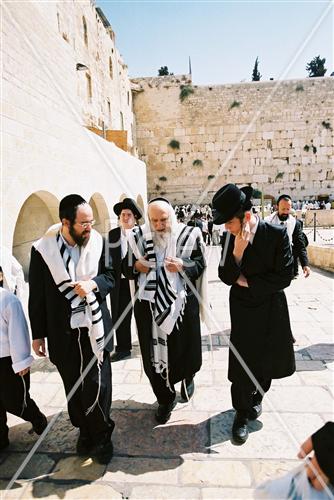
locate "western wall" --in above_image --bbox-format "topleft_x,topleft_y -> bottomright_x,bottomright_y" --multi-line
132,75 -> 334,205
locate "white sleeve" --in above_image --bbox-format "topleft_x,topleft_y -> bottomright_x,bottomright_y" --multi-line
6,297 -> 33,373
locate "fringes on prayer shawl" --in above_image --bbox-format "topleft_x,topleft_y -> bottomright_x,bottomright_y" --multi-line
85,362 -> 101,416
20,375 -> 27,417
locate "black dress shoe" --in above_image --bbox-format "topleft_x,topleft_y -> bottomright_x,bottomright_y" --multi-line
232,411 -> 249,444
180,378 -> 195,401
76,432 -> 92,456
248,402 -> 262,420
110,350 -> 131,362
91,439 -> 114,465
31,413 -> 48,435
155,401 -> 176,424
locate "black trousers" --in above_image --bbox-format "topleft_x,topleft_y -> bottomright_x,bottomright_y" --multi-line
231,377 -> 272,412
55,328 -> 114,444
0,357 -> 44,444
115,279 -> 133,352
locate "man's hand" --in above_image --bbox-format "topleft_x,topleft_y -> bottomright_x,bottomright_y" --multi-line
303,266 -> 311,278
236,273 -> 248,288
165,257 -> 183,273
135,257 -> 151,274
32,338 -> 47,357
18,367 -> 30,376
72,280 -> 97,298
298,436 -> 329,491
233,226 -> 250,264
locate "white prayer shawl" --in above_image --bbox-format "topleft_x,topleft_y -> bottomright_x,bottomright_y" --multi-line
34,223 -> 105,365
126,222 -> 209,386
265,213 -> 296,245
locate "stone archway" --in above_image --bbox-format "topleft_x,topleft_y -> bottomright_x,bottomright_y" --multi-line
12,191 -> 59,276
89,193 -> 111,237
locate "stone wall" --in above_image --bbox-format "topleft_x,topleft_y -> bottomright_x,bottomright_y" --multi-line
132,75 -> 334,204
2,2 -> 147,272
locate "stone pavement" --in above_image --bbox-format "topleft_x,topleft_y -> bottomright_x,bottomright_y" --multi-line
0,247 -> 333,499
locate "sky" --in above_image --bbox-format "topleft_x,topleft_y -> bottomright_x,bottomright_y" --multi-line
97,0 -> 333,85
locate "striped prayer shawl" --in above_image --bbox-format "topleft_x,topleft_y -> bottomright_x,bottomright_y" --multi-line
34,224 -> 105,365
127,223 -> 203,385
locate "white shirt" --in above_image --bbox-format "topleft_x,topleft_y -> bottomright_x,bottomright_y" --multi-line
60,232 -> 81,268
248,217 -> 259,245
0,288 -> 33,373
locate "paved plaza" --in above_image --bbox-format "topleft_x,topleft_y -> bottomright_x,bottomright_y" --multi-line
0,246 -> 333,499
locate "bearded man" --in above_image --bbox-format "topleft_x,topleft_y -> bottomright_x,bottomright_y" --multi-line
123,198 -> 208,424
28,194 -> 115,464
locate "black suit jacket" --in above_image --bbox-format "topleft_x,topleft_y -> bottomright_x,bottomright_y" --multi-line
28,239 -> 115,365
292,219 -> 309,267
218,220 -> 295,382
107,226 -> 125,320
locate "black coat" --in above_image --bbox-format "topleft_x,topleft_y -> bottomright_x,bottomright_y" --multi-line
107,227 -> 125,320
28,240 -> 115,366
292,219 -> 309,267
218,220 -> 296,383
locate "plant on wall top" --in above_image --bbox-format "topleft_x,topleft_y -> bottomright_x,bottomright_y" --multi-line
193,159 -> 203,167
229,100 -> 241,110
168,139 -> 180,150
207,174 -> 215,180
179,85 -> 194,102
303,145 -> 310,152
275,172 -> 284,181
322,121 -> 332,131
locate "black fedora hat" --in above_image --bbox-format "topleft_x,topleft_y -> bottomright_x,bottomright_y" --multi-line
212,184 -> 253,224
113,198 -> 142,219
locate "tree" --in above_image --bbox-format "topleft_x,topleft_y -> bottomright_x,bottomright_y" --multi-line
252,57 -> 261,81
306,56 -> 327,77
158,66 -> 170,76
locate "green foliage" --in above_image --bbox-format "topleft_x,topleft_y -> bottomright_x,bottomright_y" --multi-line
303,145 -> 310,152
312,145 -> 317,154
193,159 -> 203,167
155,184 -> 161,191
252,56 -> 261,81
207,174 -> 215,180
322,121 -> 332,131
229,100 -> 241,110
159,176 -> 167,181
179,85 -> 194,102
296,84 -> 304,91
158,66 -> 170,76
275,172 -> 284,181
306,55 -> 327,77
168,139 -> 180,150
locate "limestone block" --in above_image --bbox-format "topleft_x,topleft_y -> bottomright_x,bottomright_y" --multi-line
179,460 -> 252,487
104,457 -> 180,484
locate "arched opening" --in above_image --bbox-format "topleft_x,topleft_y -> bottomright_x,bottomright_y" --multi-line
89,193 -> 111,237
119,193 -> 127,202
12,191 -> 59,277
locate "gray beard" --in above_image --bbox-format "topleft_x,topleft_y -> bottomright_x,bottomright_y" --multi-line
152,231 -> 170,250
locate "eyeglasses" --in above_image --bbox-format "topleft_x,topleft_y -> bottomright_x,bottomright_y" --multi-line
76,220 -> 96,228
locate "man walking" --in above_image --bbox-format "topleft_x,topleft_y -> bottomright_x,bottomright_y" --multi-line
123,198 -> 208,424
214,184 -> 295,444
109,198 -> 142,362
265,194 -> 310,278
29,194 -> 115,464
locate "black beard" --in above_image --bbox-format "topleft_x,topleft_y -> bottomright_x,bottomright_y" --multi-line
278,213 -> 289,221
69,224 -> 87,246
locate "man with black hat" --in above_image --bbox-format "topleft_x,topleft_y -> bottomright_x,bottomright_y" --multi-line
108,198 -> 142,362
265,194 -> 310,279
29,195 -> 115,464
213,184 -> 295,444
